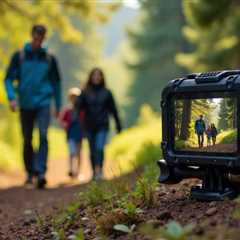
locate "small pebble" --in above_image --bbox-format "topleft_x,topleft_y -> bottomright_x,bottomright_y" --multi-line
205,207 -> 217,216
24,209 -> 33,215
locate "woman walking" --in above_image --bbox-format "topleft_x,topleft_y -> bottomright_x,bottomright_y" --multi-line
211,123 -> 218,146
74,68 -> 122,180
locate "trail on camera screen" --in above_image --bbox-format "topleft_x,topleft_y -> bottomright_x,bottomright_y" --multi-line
174,98 -> 237,153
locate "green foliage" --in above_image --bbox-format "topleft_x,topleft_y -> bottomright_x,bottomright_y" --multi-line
52,202 -> 82,240
178,0 -> 240,72
53,228 -> 66,240
106,105 -> 161,176
0,109 -> 21,169
218,98 -> 236,130
232,206 -> 240,220
122,201 -> 139,218
74,229 -> 85,240
66,202 -> 81,216
83,181 -> 109,206
126,0 -> 186,124
35,211 -> 45,228
95,169 -> 157,235
132,164 -> 158,206
141,221 -> 194,240
49,147 -> 160,237
118,198 -> 142,220
0,1 -> 119,104
218,129 -> 237,144
174,140 -> 187,149
0,1 -> 88,66
83,180 -> 117,207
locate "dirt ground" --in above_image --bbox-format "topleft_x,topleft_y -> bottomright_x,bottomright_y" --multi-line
0,150 -> 120,240
0,154 -> 93,239
0,156 -> 240,239
7,178 -> 239,240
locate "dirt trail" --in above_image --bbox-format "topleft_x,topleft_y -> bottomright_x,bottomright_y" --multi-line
0,152 -> 93,238
183,143 -> 236,153
1,155 -> 240,239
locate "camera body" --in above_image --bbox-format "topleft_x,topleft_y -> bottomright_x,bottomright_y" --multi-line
159,70 -> 240,200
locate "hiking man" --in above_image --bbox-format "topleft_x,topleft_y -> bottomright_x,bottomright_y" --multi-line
195,115 -> 206,148
4,24 -> 62,189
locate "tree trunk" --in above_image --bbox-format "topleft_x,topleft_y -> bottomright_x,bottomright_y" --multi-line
179,99 -> 191,140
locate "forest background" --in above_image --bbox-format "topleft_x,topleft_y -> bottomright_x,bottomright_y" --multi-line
0,0 -> 239,174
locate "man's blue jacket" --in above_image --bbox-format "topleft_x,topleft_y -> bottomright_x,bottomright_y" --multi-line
5,43 -> 61,111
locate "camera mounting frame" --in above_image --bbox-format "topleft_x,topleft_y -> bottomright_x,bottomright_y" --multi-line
159,70 -> 240,201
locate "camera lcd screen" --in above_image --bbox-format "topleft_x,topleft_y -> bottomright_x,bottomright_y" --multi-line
174,97 -> 237,153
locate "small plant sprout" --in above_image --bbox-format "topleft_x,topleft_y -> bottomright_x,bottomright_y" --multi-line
141,221 -> 194,240
133,164 -> 158,206
74,228 -> 85,240
122,200 -> 143,219
113,224 -> 136,234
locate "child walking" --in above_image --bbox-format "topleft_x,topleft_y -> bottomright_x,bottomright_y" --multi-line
59,88 -> 84,178
211,123 -> 218,146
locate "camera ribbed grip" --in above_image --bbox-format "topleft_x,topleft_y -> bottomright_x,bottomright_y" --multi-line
186,70 -> 240,83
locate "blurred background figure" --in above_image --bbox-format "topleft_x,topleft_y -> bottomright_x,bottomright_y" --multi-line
74,68 -> 122,181
59,87 -> 84,180
211,123 -> 218,146
195,115 -> 206,148
4,24 -> 62,189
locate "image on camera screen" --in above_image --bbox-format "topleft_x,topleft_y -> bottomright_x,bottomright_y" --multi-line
174,97 -> 237,153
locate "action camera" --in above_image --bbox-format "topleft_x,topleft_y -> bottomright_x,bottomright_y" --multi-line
158,70 -> 240,201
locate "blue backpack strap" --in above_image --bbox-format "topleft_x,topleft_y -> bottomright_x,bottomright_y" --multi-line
46,51 -> 52,70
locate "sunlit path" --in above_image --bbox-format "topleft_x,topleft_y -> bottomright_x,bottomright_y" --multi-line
0,154 -> 92,189
0,155 -> 92,237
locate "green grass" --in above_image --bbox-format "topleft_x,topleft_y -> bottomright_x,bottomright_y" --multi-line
106,105 -> 161,176
89,163 -> 158,234
48,127 -> 68,160
218,129 -> 237,144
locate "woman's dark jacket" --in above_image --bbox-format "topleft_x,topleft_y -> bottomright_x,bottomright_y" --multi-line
211,127 -> 217,137
74,86 -> 121,132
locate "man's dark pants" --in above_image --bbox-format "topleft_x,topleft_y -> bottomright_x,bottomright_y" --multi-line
20,106 -> 50,178
197,133 -> 204,148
